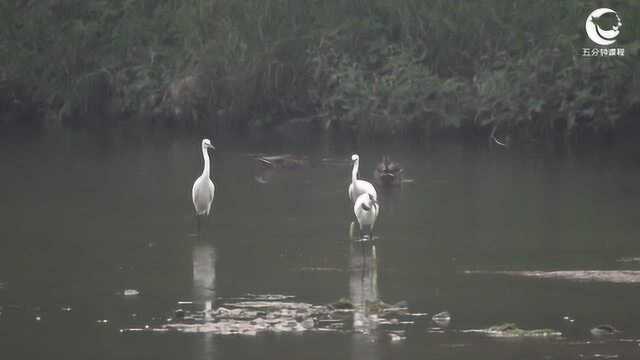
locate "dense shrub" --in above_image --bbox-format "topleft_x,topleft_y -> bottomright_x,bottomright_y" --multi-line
1,0 -> 638,142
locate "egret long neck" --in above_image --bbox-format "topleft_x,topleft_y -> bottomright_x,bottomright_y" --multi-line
201,147 -> 210,177
352,159 -> 359,184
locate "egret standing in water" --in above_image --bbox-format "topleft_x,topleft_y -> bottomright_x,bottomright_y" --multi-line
354,193 -> 379,240
348,154 -> 377,203
192,139 -> 216,233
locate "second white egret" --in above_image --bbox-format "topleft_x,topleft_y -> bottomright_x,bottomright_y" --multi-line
354,193 -> 379,240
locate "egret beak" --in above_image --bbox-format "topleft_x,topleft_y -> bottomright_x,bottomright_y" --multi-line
207,144 -> 216,150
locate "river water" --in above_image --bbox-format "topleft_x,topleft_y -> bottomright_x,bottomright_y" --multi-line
1,130 -> 640,359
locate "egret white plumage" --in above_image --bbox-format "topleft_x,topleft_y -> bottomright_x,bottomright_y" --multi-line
192,139 -> 216,230
348,154 -> 377,203
354,193 -> 379,240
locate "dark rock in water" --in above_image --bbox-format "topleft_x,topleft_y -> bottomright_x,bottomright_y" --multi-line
590,324 -> 620,337
174,309 -> 185,319
330,298 -> 354,310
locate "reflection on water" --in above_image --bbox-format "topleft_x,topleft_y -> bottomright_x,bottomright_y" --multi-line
192,241 -> 216,317
192,240 -> 216,357
349,243 -> 379,334
350,242 -> 383,359
3,133 -> 640,359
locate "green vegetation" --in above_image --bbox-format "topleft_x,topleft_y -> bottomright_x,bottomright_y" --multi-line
1,0 -> 639,142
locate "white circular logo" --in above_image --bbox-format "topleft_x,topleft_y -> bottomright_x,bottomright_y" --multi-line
585,8 -> 622,46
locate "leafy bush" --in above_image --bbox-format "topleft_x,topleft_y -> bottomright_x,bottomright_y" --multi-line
1,0 -> 638,143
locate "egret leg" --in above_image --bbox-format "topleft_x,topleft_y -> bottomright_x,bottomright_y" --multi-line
197,216 -> 201,237
349,221 -> 356,241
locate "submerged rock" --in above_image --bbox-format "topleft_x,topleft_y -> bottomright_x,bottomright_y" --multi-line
463,323 -> 563,338
330,298 -> 354,310
432,311 -> 452,327
174,309 -> 185,319
590,324 -> 620,337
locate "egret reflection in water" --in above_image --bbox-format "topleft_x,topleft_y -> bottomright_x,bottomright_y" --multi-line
350,242 -> 379,334
192,240 -> 217,317
191,240 -> 217,357
350,242 -> 382,360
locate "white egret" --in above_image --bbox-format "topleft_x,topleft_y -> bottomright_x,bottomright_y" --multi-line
192,139 -> 216,231
353,193 -> 379,240
348,154 -> 377,203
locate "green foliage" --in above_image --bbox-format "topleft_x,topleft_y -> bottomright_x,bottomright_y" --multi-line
1,0 -> 639,141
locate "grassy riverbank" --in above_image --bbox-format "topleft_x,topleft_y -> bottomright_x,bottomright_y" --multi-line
1,0 -> 639,143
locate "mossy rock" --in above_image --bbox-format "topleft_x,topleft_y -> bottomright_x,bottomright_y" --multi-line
469,323 -> 563,338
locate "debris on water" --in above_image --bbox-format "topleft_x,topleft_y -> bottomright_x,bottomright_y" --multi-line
61,306 -> 72,312
96,319 -> 109,325
389,332 -> 406,342
368,300 -> 409,317
0,280 -> 7,290
177,301 -> 193,305
35,316 -> 41,321
590,325 -> 620,337
563,315 -> 575,324
616,257 -> 640,263
465,270 -> 640,284
120,327 -> 169,334
256,154 -> 307,169
120,295 -> 420,336
330,298 -> 354,310
298,267 -> 343,273
463,323 -> 563,338
301,318 -> 315,329
123,289 -> 140,296
243,294 -> 295,301
591,355 -> 620,359
428,327 -> 446,333
432,311 -> 452,327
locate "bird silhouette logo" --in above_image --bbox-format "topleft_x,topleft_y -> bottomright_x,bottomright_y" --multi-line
585,8 -> 622,46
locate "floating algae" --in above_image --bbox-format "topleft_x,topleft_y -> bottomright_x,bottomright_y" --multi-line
463,323 -> 563,338
465,270 -> 640,284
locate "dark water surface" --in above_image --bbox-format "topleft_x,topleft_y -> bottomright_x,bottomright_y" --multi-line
2,131 -> 640,359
